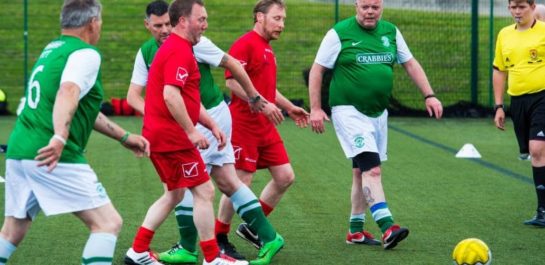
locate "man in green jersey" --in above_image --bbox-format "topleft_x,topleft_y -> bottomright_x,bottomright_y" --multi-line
308,0 -> 443,250
126,0 -> 171,114
494,0 -> 545,227
0,0 -> 150,264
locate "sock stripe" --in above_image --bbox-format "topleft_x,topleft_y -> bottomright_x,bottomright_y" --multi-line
175,205 -> 193,212
81,256 -> 113,264
236,199 -> 261,217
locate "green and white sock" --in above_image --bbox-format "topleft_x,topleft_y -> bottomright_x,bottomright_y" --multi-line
175,189 -> 197,252
370,202 -> 394,233
349,213 -> 365,233
81,233 -> 116,265
0,236 -> 16,265
231,185 -> 276,243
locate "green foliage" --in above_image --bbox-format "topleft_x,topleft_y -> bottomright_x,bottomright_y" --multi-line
0,117 -> 542,264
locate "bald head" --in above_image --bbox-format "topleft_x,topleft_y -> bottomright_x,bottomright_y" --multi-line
535,3 -> 545,20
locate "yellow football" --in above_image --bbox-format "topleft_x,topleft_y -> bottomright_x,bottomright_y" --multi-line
452,238 -> 491,265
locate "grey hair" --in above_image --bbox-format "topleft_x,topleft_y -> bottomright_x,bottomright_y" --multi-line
60,0 -> 102,29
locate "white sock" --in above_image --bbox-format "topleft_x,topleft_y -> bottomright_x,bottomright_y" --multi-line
0,236 -> 16,265
81,233 -> 117,265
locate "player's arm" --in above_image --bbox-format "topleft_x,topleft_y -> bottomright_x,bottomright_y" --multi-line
35,81 -> 80,171
396,28 -> 442,119
309,29 -> 341,133
308,62 -> 330,134
275,90 -> 309,128
400,58 -> 442,119
127,84 -> 145,115
164,84 -> 209,149
93,112 -> 150,157
226,77 -> 284,125
492,68 -> 507,130
219,53 -> 266,112
126,49 -> 147,115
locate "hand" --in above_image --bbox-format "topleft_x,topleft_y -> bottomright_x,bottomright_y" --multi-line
287,106 -> 309,128
121,134 -> 150,157
35,136 -> 65,172
262,102 -> 284,125
249,97 -> 267,113
211,127 -> 227,151
187,129 -> 209,149
425,97 -> 443,119
494,108 -> 505,131
310,108 -> 330,134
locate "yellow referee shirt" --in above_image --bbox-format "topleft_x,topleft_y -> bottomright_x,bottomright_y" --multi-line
493,20 -> 545,96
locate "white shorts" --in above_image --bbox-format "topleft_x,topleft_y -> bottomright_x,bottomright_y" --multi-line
4,159 -> 111,219
331,105 -> 388,161
196,101 -> 235,172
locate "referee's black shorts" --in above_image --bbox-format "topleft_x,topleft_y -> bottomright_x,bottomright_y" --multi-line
510,89 -> 545,153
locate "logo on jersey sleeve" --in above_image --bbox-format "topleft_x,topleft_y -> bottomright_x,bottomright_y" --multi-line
176,67 -> 189,84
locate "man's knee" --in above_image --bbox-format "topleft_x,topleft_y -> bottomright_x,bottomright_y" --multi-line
353,152 -> 381,173
270,164 -> 295,188
191,181 -> 216,202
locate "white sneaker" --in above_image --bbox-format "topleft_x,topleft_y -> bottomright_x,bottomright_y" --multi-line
202,254 -> 249,265
124,247 -> 164,265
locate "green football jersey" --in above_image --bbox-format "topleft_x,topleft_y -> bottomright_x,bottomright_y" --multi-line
140,37 -> 159,70
7,35 -> 104,163
198,62 -> 224,110
329,18 -> 398,117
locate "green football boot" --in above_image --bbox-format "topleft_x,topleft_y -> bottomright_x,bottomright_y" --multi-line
249,233 -> 284,265
158,243 -> 198,264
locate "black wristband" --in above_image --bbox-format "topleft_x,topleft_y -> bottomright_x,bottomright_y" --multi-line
249,95 -> 261,104
424,94 -> 436,100
494,104 -> 504,112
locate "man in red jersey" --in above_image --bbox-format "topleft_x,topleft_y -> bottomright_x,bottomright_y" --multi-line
214,0 -> 309,257
124,1 -> 247,265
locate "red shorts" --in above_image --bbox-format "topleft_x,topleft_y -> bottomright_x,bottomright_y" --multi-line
232,141 -> 289,173
150,149 -> 210,191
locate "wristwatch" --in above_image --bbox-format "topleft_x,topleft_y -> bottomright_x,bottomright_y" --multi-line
494,104 -> 504,112
248,95 -> 261,104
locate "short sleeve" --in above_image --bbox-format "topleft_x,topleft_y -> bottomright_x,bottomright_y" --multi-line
60,48 -> 101,99
314,29 -> 342,69
194,36 -> 224,67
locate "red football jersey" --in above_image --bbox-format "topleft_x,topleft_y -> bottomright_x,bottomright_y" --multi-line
226,30 -> 281,146
143,34 -> 201,152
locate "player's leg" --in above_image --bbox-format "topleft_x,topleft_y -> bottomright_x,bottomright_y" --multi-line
75,203 -> 122,265
527,139 -> 545,227
191,180 -> 248,265
216,169 -> 255,259
345,168 -> 380,245
214,165 -> 278,253
126,186 -> 185,265
525,95 -> 545,227
215,141 -> 258,256
0,217 -> 31,264
0,159 -> 35,264
157,189 -> 198,264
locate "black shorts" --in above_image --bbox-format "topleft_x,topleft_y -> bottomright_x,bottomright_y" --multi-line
510,90 -> 545,153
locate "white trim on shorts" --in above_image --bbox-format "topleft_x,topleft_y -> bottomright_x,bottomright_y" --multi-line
4,159 -> 111,219
196,101 -> 235,172
331,105 -> 388,161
